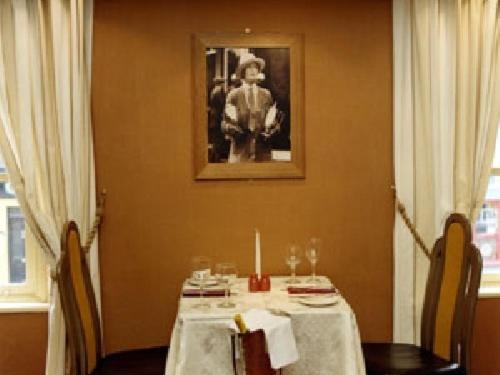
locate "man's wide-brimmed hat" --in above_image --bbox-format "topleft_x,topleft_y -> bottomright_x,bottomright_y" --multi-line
235,53 -> 265,79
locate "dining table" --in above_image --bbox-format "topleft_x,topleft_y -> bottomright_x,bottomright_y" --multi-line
164,276 -> 366,375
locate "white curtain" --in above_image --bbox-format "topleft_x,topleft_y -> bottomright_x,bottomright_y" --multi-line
393,0 -> 500,344
0,1 -> 98,374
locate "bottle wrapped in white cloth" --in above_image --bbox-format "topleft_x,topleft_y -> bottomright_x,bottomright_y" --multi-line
242,309 -> 299,369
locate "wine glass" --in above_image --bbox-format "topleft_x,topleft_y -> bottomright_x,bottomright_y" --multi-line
305,238 -> 321,284
215,262 -> 238,308
285,244 -> 302,284
191,256 -> 212,309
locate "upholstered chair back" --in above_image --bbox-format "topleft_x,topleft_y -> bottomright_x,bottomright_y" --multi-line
57,221 -> 102,375
420,213 -> 482,373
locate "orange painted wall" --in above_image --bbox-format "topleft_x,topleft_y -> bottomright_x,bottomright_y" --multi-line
0,313 -> 47,375
91,0 -> 394,353
471,298 -> 500,375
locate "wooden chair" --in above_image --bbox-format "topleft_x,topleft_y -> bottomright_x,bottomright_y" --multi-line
362,213 -> 482,375
56,221 -> 168,375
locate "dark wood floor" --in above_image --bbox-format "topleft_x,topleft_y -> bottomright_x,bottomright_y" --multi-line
93,346 -> 168,375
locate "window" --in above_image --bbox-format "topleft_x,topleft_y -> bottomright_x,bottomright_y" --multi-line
474,130 -> 500,293
0,155 -> 48,303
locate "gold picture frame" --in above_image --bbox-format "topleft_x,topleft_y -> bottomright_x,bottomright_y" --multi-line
192,33 -> 305,180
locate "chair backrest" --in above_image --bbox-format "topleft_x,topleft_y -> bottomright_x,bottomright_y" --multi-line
421,213 -> 482,373
57,221 -> 102,375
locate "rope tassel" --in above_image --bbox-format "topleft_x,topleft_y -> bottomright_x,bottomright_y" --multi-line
83,189 -> 107,254
392,187 -> 431,259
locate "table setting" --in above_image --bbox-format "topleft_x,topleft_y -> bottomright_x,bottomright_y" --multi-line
164,230 -> 366,375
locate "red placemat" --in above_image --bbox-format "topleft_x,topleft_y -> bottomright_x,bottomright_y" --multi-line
182,289 -> 228,297
287,286 -> 338,294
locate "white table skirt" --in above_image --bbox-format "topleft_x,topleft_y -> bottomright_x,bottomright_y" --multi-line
165,277 -> 366,375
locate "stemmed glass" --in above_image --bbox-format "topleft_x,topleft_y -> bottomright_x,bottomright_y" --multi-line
215,262 -> 238,308
305,238 -> 321,284
191,256 -> 212,309
285,244 -> 302,284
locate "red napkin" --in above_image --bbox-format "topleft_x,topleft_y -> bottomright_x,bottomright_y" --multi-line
287,286 -> 338,295
182,289 -> 228,298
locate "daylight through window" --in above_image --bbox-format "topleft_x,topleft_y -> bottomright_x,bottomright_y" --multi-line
0,155 -> 47,302
474,129 -> 500,289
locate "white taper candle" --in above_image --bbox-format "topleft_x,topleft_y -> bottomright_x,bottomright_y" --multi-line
255,229 -> 261,278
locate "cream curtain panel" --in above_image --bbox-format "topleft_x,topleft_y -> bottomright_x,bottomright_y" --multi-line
0,1 -> 98,374
393,0 -> 500,344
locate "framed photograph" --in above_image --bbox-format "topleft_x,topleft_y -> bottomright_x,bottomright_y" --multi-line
192,33 -> 305,180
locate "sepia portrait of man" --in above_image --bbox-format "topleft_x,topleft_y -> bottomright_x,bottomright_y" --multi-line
206,48 -> 290,164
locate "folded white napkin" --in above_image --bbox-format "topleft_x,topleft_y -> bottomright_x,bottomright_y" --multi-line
242,308 -> 299,369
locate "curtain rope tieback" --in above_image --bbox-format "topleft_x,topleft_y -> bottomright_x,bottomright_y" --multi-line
83,189 -> 107,254
392,186 -> 431,259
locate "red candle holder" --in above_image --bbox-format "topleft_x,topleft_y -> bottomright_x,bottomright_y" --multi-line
248,273 -> 260,292
259,274 -> 271,291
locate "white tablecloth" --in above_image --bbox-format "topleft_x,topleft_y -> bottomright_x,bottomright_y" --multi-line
165,277 -> 366,375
